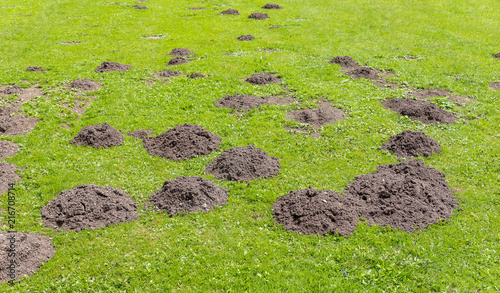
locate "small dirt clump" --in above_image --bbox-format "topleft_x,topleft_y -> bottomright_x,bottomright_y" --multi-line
1,85 -> 23,95
188,73 -> 204,78
262,3 -> 282,9
0,162 -> 20,195
127,129 -> 153,139
168,48 -> 193,57
220,9 -> 239,15
345,67 -> 379,80
330,56 -> 359,68
0,141 -> 19,159
286,100 -> 344,128
167,57 -> 188,66
69,79 -> 101,91
237,35 -> 254,41
41,185 -> 138,232
248,13 -> 269,19
70,123 -> 124,148
156,70 -> 182,78
26,67 -> 44,72
246,73 -> 281,85
493,53 -> 500,58
205,145 -> 280,181
95,62 -> 131,72
382,98 -> 457,124
143,124 -> 220,161
381,130 -> 441,159
0,231 -> 56,282
132,5 -> 148,9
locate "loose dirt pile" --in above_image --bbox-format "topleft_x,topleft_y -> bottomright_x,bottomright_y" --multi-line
95,62 -> 131,72
248,13 -> 269,19
272,187 -> 359,236
26,67 -> 44,72
215,95 -> 294,110
220,9 -> 239,15
155,70 -> 182,78
246,73 -> 281,85
381,130 -> 441,159
41,185 -> 138,232
167,57 -> 188,66
69,123 -> 124,148
345,67 -> 379,80
262,3 -> 282,9
149,176 -> 228,216
0,108 -> 38,136
132,5 -> 148,9
490,82 -> 500,90
329,56 -> 359,68
0,141 -> 19,159
493,53 -> 500,58
205,145 -> 280,181
168,48 -> 193,57
127,129 -> 153,139
382,98 -> 457,124
188,73 -> 204,78
0,231 -> 56,282
237,35 -> 254,41
0,162 -> 20,195
69,79 -> 101,91
143,124 -> 221,161
344,160 -> 458,233
0,85 -> 23,95
286,100 -> 344,128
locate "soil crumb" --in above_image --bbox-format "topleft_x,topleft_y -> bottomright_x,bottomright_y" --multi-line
132,5 -> 148,9
0,141 -> 19,159
205,145 -> 280,181
155,70 -> 182,78
188,73 -> 205,78
381,98 -> 457,124
262,3 -> 283,9
41,185 -> 138,232
248,13 -> 269,19
272,187 -> 359,236
143,124 -> 221,161
69,123 -> 124,148
127,129 -> 153,139
220,9 -> 239,15
381,130 -> 441,159
215,95 -> 294,110
246,73 -> 281,85
95,61 -> 131,72
237,35 -> 254,41
0,162 -> 20,195
330,56 -> 359,68
168,48 -> 193,57
26,67 -> 44,72
167,57 -> 188,66
0,231 -> 55,282
69,79 -> 101,91
286,100 -> 344,128
0,108 -> 38,136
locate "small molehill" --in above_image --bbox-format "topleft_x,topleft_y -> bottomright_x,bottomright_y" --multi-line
167,57 -> 188,66
95,62 -> 131,72
493,53 -> 500,58
188,73 -> 204,78
262,3 -> 282,9
132,5 -> 148,9
272,187 -> 359,236
0,108 -> 38,136
490,82 -> 500,90
26,67 -> 44,72
246,73 -> 281,85
168,48 -> 193,57
215,95 -> 293,110
0,85 -> 23,95
0,232 -> 56,282
41,185 -> 138,232
330,56 -> 359,68
149,176 -> 228,216
345,67 -> 379,80
206,145 -> 280,181
381,130 -> 441,159
156,70 -> 182,78
237,35 -> 254,41
382,98 -> 457,124
0,141 -> 19,159
248,13 -> 269,19
70,123 -> 124,148
344,160 -> 458,233
127,129 -> 153,139
220,9 -> 239,15
143,124 -> 221,161
69,79 -> 101,91
0,162 -> 20,195
286,100 -> 344,128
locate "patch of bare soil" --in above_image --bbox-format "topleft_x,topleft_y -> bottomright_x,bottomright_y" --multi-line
0,141 -> 19,159
0,162 -> 20,195
220,9 -> 239,15
127,129 -> 153,139
381,98 -> 457,124
167,57 -> 188,66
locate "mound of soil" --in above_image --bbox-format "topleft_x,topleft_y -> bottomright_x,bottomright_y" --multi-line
330,56 -> 359,68
237,35 -> 254,41
188,73 -> 205,78
0,141 -> 19,159
0,162 -> 20,195
132,5 -> 148,9
272,187 -> 359,236
95,62 -> 131,72
205,145 -> 280,181
69,123 -> 124,148
41,185 -> 138,232
493,53 -> 500,58
1,85 -> 23,95
156,70 -> 182,78
269,25 -> 280,29
127,129 -> 153,139
248,13 -> 269,19
0,231 -> 55,282
262,3 -> 282,9
246,73 -> 281,85
69,79 -> 101,91
143,124 -> 220,161
381,130 -> 441,159
149,176 -> 228,216
286,100 -> 344,128
490,82 -> 500,90
382,98 -> 457,124
345,67 -> 379,80
0,108 -> 38,136
220,9 -> 239,15
26,67 -> 44,72
167,57 -> 188,66
344,160 -> 458,233
168,48 -> 193,57
215,95 -> 294,110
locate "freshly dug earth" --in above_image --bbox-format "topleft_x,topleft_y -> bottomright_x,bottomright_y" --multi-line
382,98 -> 457,124
330,56 -> 359,68
149,176 -> 228,216
493,53 -> 500,58
95,61 -> 131,72
237,35 -> 254,41
0,108 -> 39,136
132,5 -> 148,9
215,95 -> 294,110
143,124 -> 221,161
272,187 -> 359,236
188,73 -> 205,78
344,160 -> 458,233
248,13 -> 269,19
156,70 -> 182,78
489,82 -> 500,90
167,57 -> 188,66
41,185 -> 138,232
0,232 -> 56,282
69,123 -> 124,148
0,162 -> 20,195
220,9 -> 239,15
26,67 -> 44,72
69,79 -> 101,91
262,3 -> 282,9
0,141 -> 19,159
286,100 -> 344,128
381,130 -> 442,159
0,85 -> 23,95
246,73 -> 281,85
205,145 -> 280,181
168,48 -> 193,57
127,129 -> 153,139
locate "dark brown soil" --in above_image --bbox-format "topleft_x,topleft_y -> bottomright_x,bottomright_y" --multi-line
188,73 -> 205,78
41,185 -> 138,232
0,141 -> 19,159
381,130 -> 441,159
330,56 -> 359,68
248,13 -> 269,19
215,95 -> 294,110
272,187 -> 359,236
26,67 -> 44,72
345,67 -> 380,80
155,70 -> 182,78
132,5 -> 148,9
489,82 -> 500,90
382,98 -> 457,124
330,56 -> 397,88
205,145 -> 280,181
344,160 -> 458,233
246,73 -> 281,85
143,124 -> 221,161
220,9 -> 239,15
0,162 -> 20,195
492,53 -> 500,58
407,88 -> 471,104
0,108 -> 39,136
167,57 -> 188,66
0,86 -> 23,95
237,35 -> 254,41
167,48 -> 193,57
69,79 -> 101,91
149,176 -> 228,216
0,231 -> 56,282
286,100 -> 344,128
127,129 -> 153,139
69,123 -> 124,148
270,25 -> 280,29
262,3 -> 282,9
95,62 -> 131,72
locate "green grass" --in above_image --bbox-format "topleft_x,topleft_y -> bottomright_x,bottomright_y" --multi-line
1,0 -> 499,291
